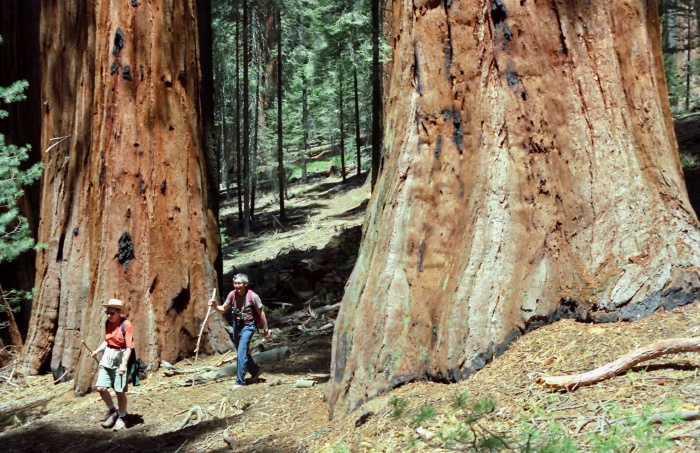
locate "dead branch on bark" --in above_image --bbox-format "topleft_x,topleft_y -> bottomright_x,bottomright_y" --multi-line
537,337 -> 700,390
268,302 -> 341,327
0,285 -> 23,352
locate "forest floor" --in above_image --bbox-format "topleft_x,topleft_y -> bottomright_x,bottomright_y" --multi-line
1,161 -> 700,451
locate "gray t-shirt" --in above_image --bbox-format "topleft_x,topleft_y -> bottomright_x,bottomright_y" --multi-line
225,290 -> 263,324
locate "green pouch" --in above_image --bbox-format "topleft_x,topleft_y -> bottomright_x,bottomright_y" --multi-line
112,350 -> 123,368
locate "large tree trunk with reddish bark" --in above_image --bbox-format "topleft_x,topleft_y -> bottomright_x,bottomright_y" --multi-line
21,0 -> 231,394
328,0 -> 700,417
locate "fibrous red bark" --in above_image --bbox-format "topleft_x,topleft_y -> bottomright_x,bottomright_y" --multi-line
21,0 -> 231,393
328,0 -> 700,417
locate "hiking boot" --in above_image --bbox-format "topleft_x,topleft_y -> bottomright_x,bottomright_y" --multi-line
112,417 -> 126,431
250,368 -> 262,381
101,410 -> 118,428
101,408 -> 116,421
231,383 -> 243,391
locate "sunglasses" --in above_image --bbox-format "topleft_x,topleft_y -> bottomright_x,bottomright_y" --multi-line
105,310 -> 118,315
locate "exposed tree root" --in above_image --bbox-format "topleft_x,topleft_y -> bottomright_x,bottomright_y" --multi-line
537,337 -> 700,390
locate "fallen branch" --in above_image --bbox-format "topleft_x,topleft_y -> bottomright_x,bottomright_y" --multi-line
178,406 -> 206,430
214,350 -> 233,367
268,302 -> 341,327
52,368 -> 70,384
537,337 -> 700,390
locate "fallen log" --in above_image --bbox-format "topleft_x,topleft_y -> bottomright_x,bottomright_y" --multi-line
268,303 -> 341,327
191,347 -> 293,383
536,337 -> 700,390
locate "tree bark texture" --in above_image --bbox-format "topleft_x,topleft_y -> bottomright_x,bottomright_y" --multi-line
328,0 -> 700,417
21,0 -> 231,394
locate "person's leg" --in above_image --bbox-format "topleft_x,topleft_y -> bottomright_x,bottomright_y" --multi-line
244,324 -> 260,378
96,386 -> 114,406
96,366 -> 115,407
114,372 -> 129,414
233,322 -> 246,385
116,391 -> 127,414
236,323 -> 256,385
96,367 -> 119,428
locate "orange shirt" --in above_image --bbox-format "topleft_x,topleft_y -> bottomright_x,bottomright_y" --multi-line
105,319 -> 135,349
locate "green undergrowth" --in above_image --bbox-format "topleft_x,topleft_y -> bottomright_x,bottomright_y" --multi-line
389,391 -> 688,452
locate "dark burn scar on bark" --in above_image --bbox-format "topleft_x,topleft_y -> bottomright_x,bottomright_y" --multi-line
126,208 -> 131,219
113,28 -> 124,56
149,276 -> 158,293
122,66 -> 132,81
491,0 -> 507,24
178,70 -> 186,82
118,232 -> 135,271
413,43 -> 422,94
444,35 -> 452,75
72,228 -> 79,236
418,239 -> 425,271
110,62 -> 117,75
453,111 -> 463,152
56,233 -> 66,261
169,286 -> 191,315
139,177 -> 146,196
160,180 -> 167,194
131,0 -> 139,6
506,69 -> 519,86
434,135 -> 442,158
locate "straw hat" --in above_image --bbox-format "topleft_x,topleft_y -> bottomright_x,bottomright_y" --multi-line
102,298 -> 129,314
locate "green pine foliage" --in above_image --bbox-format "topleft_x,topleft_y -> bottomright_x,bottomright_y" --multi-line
0,35 -> 43,265
212,0 -> 374,193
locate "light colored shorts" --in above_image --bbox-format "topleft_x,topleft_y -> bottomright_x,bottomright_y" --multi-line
96,366 -> 130,393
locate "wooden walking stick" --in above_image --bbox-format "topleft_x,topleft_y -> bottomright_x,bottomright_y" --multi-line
192,289 -> 216,387
81,340 -> 100,364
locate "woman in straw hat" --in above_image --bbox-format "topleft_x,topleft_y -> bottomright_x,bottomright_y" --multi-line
89,299 -> 134,431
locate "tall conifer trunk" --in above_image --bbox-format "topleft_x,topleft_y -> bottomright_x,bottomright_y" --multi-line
22,0 -> 231,393
242,0 -> 251,235
328,0 -> 700,417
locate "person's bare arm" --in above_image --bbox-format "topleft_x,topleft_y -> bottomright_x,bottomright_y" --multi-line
208,296 -> 231,313
256,306 -> 272,340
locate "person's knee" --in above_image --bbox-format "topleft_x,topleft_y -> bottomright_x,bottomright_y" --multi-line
96,386 -> 108,393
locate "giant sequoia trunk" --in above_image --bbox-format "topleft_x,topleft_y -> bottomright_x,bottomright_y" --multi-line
21,0 -> 231,393
328,0 -> 700,417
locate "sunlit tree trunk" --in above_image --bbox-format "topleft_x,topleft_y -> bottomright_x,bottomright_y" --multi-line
277,6 -> 287,220
21,0 -> 231,393
370,0 -> 383,189
339,64 -> 347,183
328,0 -> 700,417
235,9 -> 243,223
353,65 -> 362,178
242,0 -> 251,235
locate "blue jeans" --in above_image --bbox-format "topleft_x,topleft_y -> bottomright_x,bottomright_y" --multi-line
233,322 -> 259,385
